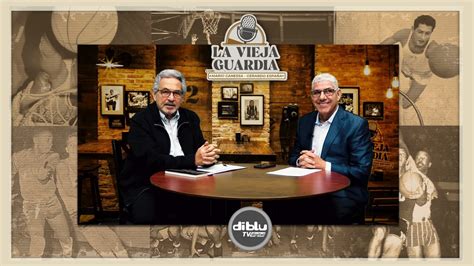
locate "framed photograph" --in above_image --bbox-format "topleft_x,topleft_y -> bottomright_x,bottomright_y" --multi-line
338,86 -> 359,115
126,91 -> 149,108
240,83 -> 254,94
126,108 -> 145,125
108,116 -> 125,129
218,101 -> 238,119
363,102 -> 384,120
221,86 -> 238,100
240,95 -> 264,126
101,85 -> 124,115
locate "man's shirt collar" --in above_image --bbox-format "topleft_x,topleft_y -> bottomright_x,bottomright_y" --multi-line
159,110 -> 180,123
316,105 -> 339,126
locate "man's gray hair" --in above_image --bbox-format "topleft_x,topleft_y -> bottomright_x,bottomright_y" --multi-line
152,69 -> 187,94
311,73 -> 339,90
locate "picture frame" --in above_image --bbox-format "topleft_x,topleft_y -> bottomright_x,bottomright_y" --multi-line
221,86 -> 238,100
217,101 -> 238,119
126,91 -> 150,109
101,85 -> 124,115
240,95 -> 264,126
363,102 -> 384,120
126,108 -> 145,125
108,116 -> 125,129
240,83 -> 254,94
338,86 -> 359,115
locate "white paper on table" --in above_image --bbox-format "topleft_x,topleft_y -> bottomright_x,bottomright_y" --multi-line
266,167 -> 321,177
198,163 -> 246,174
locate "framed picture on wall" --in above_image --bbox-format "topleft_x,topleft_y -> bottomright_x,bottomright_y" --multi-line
363,102 -> 384,120
240,83 -> 254,94
126,91 -> 149,108
218,101 -> 238,119
338,86 -> 359,115
101,85 -> 124,115
108,116 -> 125,129
240,95 -> 264,126
126,108 -> 145,125
221,86 -> 238,100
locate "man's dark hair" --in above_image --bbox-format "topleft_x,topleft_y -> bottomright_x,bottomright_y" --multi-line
414,15 -> 436,31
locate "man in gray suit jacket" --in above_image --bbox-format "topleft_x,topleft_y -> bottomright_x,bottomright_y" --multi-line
288,73 -> 373,224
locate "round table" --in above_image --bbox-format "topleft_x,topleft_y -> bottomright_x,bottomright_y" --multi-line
150,164 -> 350,200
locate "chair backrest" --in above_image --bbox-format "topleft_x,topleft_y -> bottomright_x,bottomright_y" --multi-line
111,139 -> 131,224
366,187 -> 399,224
112,139 -> 126,176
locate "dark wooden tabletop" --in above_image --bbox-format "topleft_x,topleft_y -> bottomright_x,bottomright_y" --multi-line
78,139 -> 113,155
150,163 -> 350,200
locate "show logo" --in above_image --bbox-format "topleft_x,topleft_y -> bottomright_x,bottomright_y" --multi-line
228,207 -> 273,251
206,14 -> 287,81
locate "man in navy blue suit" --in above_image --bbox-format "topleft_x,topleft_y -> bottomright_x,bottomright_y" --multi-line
288,73 -> 373,224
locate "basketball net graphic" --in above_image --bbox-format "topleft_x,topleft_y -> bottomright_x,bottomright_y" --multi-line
200,10 -> 221,44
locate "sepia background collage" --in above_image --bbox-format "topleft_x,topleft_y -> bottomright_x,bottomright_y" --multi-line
3,1 -> 471,264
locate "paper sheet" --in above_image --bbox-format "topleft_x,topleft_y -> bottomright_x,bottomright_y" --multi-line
266,167 -> 321,177
198,163 -> 246,174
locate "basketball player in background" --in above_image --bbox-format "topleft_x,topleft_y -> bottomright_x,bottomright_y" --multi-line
288,225 -> 328,254
402,150 -> 440,258
367,144 -> 410,258
12,12 -> 77,126
150,226 -> 181,257
12,129 -> 73,257
56,132 -> 129,257
180,226 -> 225,258
382,15 -> 439,109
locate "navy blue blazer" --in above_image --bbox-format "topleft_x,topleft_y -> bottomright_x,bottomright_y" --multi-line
289,108 -> 373,206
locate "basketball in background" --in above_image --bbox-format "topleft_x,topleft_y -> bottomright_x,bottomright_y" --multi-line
428,43 -> 459,79
400,171 -> 425,199
51,11 -> 118,53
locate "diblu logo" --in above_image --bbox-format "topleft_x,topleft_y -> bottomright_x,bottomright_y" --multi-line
206,14 -> 287,81
228,207 -> 272,251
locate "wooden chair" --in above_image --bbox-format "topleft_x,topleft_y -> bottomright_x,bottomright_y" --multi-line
366,187 -> 399,224
78,163 -> 102,222
111,139 -> 131,224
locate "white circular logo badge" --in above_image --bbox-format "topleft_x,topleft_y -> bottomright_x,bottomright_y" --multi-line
227,207 -> 272,251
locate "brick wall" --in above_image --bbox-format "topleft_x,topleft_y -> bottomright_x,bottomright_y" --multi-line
270,45 -> 315,160
156,45 -> 212,141
211,82 -> 271,143
91,44 -> 399,179
97,45 -> 156,140
315,45 -> 399,179
98,45 -> 156,69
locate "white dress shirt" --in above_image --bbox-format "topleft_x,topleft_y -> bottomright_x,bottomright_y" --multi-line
310,106 -> 339,171
159,111 -> 184,157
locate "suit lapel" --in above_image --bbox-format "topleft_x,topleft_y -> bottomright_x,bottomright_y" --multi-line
303,112 -> 317,149
321,108 -> 345,159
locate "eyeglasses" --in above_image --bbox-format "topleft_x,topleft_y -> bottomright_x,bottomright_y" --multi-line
311,88 -> 338,97
158,89 -> 183,99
